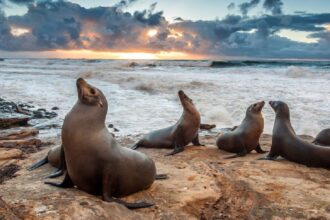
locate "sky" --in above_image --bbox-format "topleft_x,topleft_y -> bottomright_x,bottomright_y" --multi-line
0,0 -> 330,59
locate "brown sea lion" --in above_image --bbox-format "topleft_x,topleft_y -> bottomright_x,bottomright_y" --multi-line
312,128 -> 330,146
131,90 -> 202,156
46,78 -> 158,209
260,101 -> 330,169
28,145 -> 62,171
216,101 -> 266,158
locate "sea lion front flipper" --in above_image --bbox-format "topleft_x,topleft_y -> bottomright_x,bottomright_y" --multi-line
224,149 -> 247,159
257,146 -> 279,160
231,126 -> 238,131
165,144 -> 184,156
165,125 -> 186,156
192,135 -> 205,146
257,155 -> 278,160
255,144 -> 268,153
102,173 -> 154,209
44,172 -> 74,188
104,197 -> 154,209
155,174 -> 169,180
27,156 -> 48,171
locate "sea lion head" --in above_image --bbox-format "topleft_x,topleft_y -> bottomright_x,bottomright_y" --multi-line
269,101 -> 290,118
76,78 -> 108,111
247,101 -> 265,115
178,90 -> 195,112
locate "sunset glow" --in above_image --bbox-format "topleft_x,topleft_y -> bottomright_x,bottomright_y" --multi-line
10,26 -> 30,36
52,50 -> 203,60
147,29 -> 158,38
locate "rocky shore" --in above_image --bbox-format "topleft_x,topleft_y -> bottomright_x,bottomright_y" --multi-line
0,99 -> 329,219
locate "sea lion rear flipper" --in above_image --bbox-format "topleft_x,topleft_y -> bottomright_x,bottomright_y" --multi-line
224,150 -> 247,159
44,172 -> 74,188
155,174 -> 168,180
255,144 -> 268,153
45,146 -> 67,179
130,143 -> 140,150
45,168 -> 65,179
192,135 -> 205,146
27,156 -> 48,171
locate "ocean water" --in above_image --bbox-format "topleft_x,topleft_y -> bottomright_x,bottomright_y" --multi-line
0,59 -> 329,139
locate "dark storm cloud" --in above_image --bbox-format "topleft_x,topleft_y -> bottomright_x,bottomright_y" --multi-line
263,0 -> 283,15
2,0 -> 167,51
237,0 -> 283,16
0,0 -> 330,59
239,0 -> 260,16
169,13 -> 330,58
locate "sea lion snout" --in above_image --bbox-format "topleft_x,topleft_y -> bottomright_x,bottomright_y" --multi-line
76,77 -> 87,87
76,78 -> 104,108
178,90 -> 184,96
178,90 -> 193,103
269,101 -> 276,109
251,101 -> 265,112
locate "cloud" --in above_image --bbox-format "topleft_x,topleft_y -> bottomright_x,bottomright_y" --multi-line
227,3 -> 235,10
237,0 -> 283,16
0,0 -> 330,59
263,0 -> 283,15
239,0 -> 260,16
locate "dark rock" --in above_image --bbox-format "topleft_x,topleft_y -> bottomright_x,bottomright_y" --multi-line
0,113 -> 30,128
51,107 -> 59,110
108,124 -> 114,128
0,164 -> 20,184
200,124 -> 216,130
33,111 -> 45,119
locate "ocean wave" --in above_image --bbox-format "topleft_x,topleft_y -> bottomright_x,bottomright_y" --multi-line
209,60 -> 330,68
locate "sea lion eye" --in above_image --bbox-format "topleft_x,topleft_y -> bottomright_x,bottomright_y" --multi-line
90,88 -> 96,95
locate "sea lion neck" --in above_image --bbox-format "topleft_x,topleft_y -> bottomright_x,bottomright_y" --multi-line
67,101 -> 107,130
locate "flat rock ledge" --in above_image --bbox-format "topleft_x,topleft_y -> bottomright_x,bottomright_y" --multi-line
0,134 -> 329,219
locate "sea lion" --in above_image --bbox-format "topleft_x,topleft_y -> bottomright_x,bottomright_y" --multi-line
46,78 -> 157,209
312,128 -> 330,146
260,101 -> 330,168
28,145 -> 66,179
28,145 -> 62,171
131,90 -> 202,156
216,101 -> 267,158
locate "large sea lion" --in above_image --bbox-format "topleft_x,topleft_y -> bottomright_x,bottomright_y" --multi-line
131,90 -> 202,156
216,101 -> 267,158
46,78 -> 158,209
261,101 -> 330,169
312,128 -> 330,146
